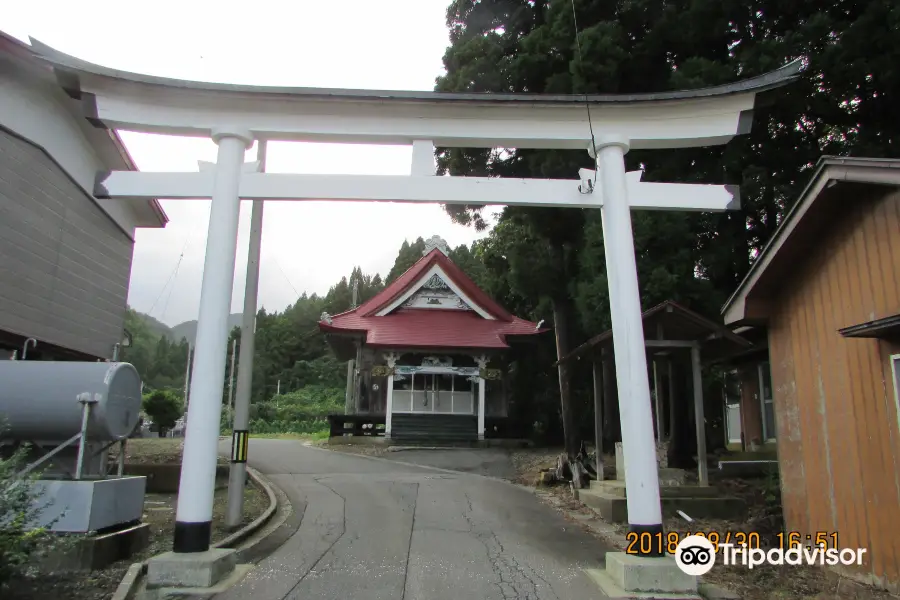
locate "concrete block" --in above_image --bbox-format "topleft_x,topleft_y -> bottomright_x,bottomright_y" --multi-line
42,523 -> 151,571
606,552 -> 698,593
579,489 -> 628,523
656,440 -> 670,469
146,548 -> 236,588
585,568 -> 702,599
698,582 -> 741,599
661,497 -> 746,520
31,477 -> 147,533
582,490 -> 745,524
659,468 -> 687,486
590,480 -> 719,499
615,443 -> 625,481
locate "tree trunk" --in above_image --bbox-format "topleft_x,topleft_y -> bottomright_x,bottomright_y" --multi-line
551,296 -> 579,460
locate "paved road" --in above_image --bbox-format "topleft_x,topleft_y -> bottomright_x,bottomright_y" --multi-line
216,440 -> 610,600
378,447 -> 519,479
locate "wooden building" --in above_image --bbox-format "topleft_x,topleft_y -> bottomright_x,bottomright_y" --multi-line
721,156 -> 900,590
0,32 -> 167,361
557,300 -> 751,483
319,236 -> 547,442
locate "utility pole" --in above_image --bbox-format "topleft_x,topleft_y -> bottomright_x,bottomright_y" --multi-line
276,379 -> 280,395
344,280 -> 359,414
227,338 -> 237,428
225,140 -> 267,529
183,342 -> 192,418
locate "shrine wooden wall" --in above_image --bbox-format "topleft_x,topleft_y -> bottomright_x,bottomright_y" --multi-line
766,185 -> 900,589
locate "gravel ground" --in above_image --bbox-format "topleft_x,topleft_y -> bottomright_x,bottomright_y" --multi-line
108,437 -> 229,465
4,439 -> 266,600
319,439 -> 390,457
508,448 -> 898,600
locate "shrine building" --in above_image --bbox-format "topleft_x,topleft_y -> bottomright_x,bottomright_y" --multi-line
318,236 -> 548,442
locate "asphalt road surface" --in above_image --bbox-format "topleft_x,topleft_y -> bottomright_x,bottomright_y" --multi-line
215,440 -> 611,600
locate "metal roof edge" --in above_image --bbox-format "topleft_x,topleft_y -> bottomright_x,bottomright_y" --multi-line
720,155 -> 900,318
28,37 -> 802,106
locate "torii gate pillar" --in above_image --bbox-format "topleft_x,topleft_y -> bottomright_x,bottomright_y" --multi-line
174,128 -> 253,553
593,136 -> 664,547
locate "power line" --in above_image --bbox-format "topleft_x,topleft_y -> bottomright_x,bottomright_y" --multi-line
147,231 -> 193,317
272,256 -> 301,300
570,0 -> 599,194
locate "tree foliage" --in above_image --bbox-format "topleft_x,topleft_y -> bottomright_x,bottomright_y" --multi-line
142,390 -> 182,435
434,0 -> 900,454
0,445 -> 58,586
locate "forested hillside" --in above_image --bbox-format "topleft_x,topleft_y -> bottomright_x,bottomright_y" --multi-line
120,238 -> 498,434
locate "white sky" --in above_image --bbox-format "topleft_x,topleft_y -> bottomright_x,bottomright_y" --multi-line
2,0 -> 493,327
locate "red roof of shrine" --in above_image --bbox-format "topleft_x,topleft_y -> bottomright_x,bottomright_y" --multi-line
319,248 -> 548,349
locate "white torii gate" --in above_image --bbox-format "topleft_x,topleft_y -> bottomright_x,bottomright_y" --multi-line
30,39 -> 799,559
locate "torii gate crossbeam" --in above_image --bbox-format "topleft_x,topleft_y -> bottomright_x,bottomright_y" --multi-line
29,38 -> 800,560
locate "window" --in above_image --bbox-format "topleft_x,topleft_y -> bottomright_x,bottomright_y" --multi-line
391,371 -> 476,414
758,361 -> 776,441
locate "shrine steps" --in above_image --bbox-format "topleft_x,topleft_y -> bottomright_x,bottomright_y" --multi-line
390,414 -> 478,443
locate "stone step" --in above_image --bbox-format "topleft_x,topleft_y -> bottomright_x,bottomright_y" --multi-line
579,489 -> 746,524
590,480 -> 721,498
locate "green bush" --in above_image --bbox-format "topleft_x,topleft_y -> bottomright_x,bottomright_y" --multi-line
230,384 -> 343,437
0,445 -> 56,586
142,390 -> 182,436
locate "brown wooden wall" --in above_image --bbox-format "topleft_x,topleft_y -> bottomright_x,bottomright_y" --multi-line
767,186 -> 900,589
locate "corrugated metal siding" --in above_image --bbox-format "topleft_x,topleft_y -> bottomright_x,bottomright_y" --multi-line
0,129 -> 133,359
767,186 -> 900,588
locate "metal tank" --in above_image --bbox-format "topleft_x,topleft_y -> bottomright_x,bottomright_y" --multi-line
0,361 -> 142,441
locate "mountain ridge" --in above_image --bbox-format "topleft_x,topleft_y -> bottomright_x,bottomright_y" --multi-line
130,310 -> 244,345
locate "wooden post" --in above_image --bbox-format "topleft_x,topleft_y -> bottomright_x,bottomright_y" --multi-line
592,355 -> 604,479
691,344 -> 709,486
651,356 -> 662,443
667,359 -> 676,441
601,348 -> 616,442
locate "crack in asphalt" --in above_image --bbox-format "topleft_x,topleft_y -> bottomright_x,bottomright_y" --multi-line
277,477 -> 347,600
461,492 -> 560,600
400,482 -> 419,600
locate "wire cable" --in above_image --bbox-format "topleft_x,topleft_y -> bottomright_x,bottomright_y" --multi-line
570,0 -> 599,194
147,231 -> 192,317
272,256 -> 301,301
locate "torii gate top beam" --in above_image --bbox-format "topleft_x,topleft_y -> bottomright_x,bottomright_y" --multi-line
30,39 -> 801,151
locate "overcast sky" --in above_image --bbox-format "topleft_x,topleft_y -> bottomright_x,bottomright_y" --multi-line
3,1 -> 493,327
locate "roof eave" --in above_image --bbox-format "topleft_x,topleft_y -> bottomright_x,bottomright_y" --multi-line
28,39 -> 803,105
720,156 -> 900,320
106,129 -> 168,226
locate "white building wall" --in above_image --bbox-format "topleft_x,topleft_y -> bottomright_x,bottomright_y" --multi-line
0,58 -> 143,237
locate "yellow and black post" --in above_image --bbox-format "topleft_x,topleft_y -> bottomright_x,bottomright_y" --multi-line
231,429 -> 249,464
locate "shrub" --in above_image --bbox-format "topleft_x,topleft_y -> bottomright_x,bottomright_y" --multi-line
0,445 -> 56,586
142,390 -> 182,436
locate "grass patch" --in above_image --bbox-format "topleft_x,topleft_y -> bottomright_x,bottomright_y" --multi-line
250,431 -> 329,441
111,437 -> 228,465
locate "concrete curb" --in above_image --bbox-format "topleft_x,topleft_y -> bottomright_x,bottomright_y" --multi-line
111,562 -> 146,600
109,466 -> 280,600
213,466 -> 278,551
386,445 -> 484,452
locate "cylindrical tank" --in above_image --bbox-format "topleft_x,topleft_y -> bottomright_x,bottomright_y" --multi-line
0,361 -> 142,441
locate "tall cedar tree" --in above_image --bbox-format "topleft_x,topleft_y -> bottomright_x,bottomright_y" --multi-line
435,0 -> 900,460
